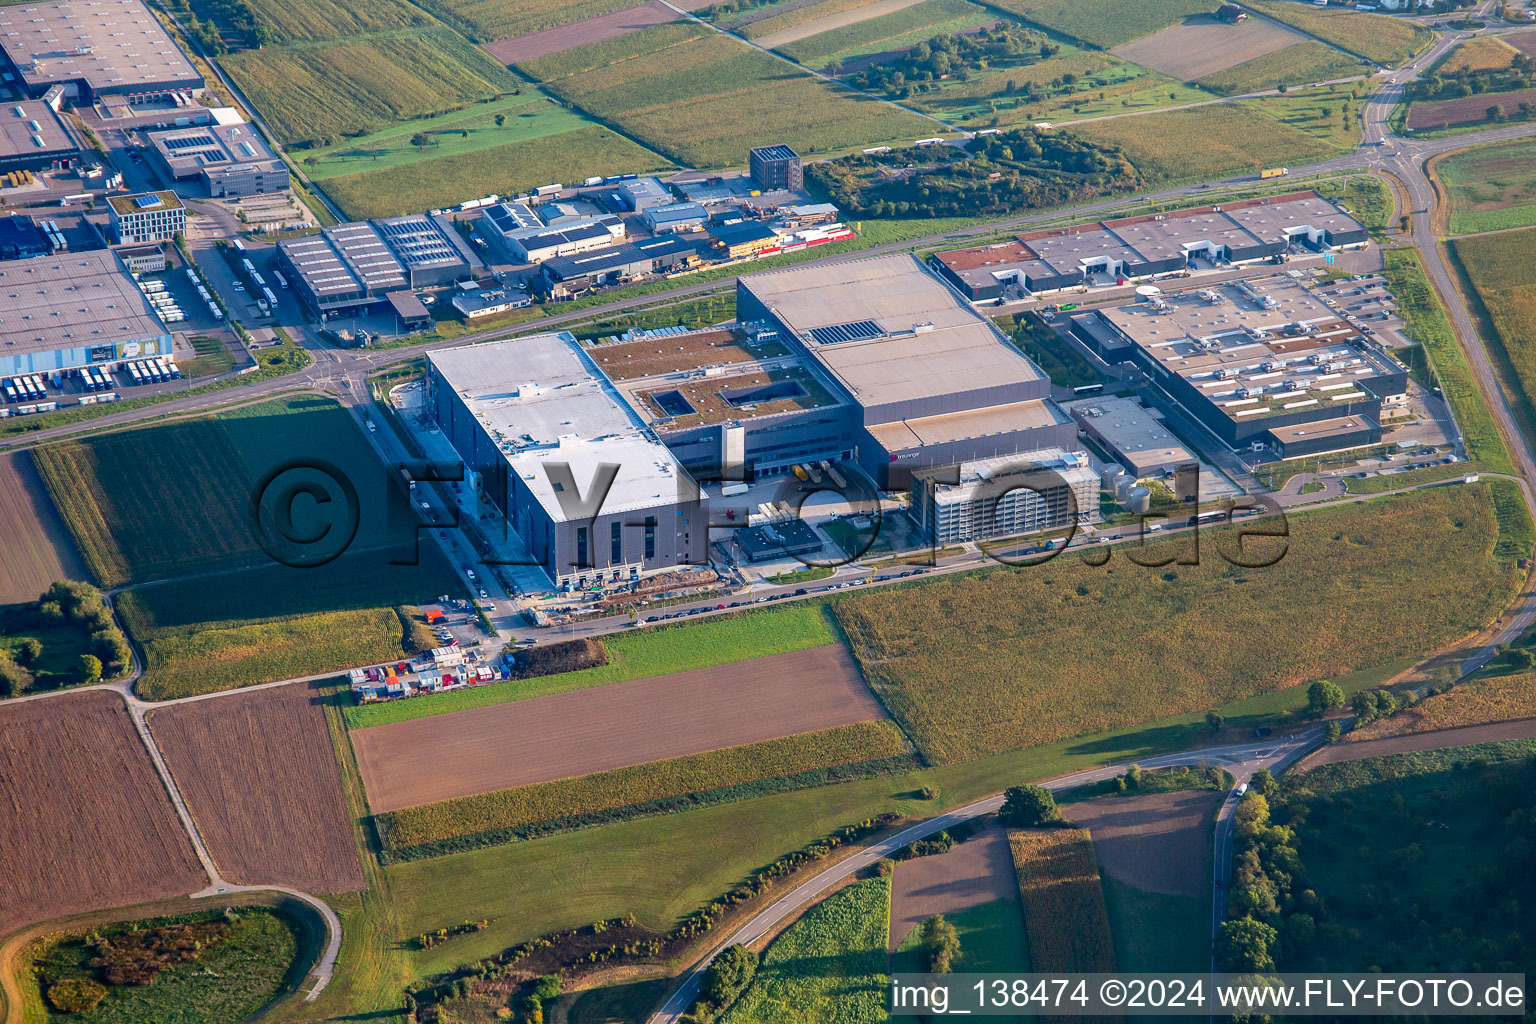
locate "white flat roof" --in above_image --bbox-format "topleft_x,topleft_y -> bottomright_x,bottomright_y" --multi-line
428,333 -> 694,522
741,252 -> 1044,407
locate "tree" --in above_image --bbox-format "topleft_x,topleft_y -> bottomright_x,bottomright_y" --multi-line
1216,917 -> 1278,971
0,655 -> 32,697
1206,710 -> 1225,733
15,637 -> 42,666
1124,763 -> 1143,789
410,132 -> 430,152
78,654 -> 102,683
919,914 -> 961,973
700,945 -> 757,1009
1250,768 -> 1278,800
494,113 -> 506,127
1324,721 -> 1341,744
999,784 -> 1058,826
1307,679 -> 1346,715
1488,103 -> 1506,122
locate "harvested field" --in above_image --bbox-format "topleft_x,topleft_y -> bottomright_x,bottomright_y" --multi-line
1506,29 -> 1536,58
351,644 -> 886,811
780,0 -> 996,68
1063,789 -> 1218,897
986,0 -> 1220,49
1243,0 -> 1429,66
1008,827 -> 1115,972
739,0 -> 884,41
1110,15 -> 1301,82
0,453 -> 85,604
1407,86 -> 1536,131
1436,35 -> 1520,75
482,1 -> 678,64
1346,673 -> 1536,741
756,0 -> 926,49
889,824 -> 1017,950
148,683 -> 365,894
0,691 -> 205,938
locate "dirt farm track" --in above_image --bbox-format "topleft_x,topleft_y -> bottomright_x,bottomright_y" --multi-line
0,691 -> 205,939
351,644 -> 887,811
148,682 -> 366,895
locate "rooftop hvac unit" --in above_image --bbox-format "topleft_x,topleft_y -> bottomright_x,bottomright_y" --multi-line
1282,379 -> 1300,392
1260,361 -> 1279,372
1236,386 -> 1253,399
1214,367 -> 1233,379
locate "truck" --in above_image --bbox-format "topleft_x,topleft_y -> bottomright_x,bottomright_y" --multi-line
1260,167 -> 1288,179
720,482 -> 750,497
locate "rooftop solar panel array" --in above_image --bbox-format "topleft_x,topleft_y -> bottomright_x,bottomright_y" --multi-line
809,320 -> 882,346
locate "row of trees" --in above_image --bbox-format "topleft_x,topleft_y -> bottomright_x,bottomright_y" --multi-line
1215,786 -> 1319,972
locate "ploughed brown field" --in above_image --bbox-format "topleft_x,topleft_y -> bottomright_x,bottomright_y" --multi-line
148,682 -> 365,894
1064,789 -> 1218,897
1407,86 -> 1536,130
0,691 -> 206,937
0,452 -> 86,604
1110,15 -> 1302,81
351,644 -> 886,811
888,824 -> 1018,950
1297,716 -> 1536,771
483,0 -> 678,64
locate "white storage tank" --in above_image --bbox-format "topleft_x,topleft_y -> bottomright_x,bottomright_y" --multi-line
1127,486 -> 1151,515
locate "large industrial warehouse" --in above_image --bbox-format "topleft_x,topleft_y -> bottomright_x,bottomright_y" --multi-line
0,0 -> 203,104
0,99 -> 80,173
935,192 -> 1370,301
0,249 -> 170,376
427,333 -> 708,589
277,215 -> 475,319
736,253 -> 1079,489
1092,275 -> 1407,460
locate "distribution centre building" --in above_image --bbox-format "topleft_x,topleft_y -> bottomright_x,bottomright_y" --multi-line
1092,275 -> 1407,460
0,99 -> 80,172
1060,395 -> 1197,478
278,215 -> 472,319
935,191 -> 1371,301
736,252 -> 1079,489
0,0 -> 203,104
426,332 -> 708,588
0,249 -> 170,375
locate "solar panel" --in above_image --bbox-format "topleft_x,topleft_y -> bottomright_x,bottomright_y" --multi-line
809,320 -> 882,346
133,193 -> 163,208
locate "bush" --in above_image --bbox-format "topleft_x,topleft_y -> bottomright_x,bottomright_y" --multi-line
15,637 -> 42,666
919,785 -> 940,800
507,637 -> 608,679
46,978 -> 107,1013
700,944 -> 757,1012
872,857 -> 896,877
78,654 -> 102,683
999,784 -> 1058,827
918,914 -> 960,974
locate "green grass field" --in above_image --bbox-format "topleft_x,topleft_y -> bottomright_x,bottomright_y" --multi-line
345,601 -> 839,727
521,23 -> 934,167
374,720 -> 916,858
319,123 -> 674,220
777,0 -> 998,69
27,907 -> 302,1024
1195,40 -> 1369,97
299,94 -> 587,180
890,895 -> 1029,974
1075,91 -> 1354,183
717,878 -> 890,1024
984,0 -> 1220,49
1438,137 -> 1536,235
833,485 -> 1522,763
1381,248 -> 1514,475
221,28 -> 518,148
1243,0 -> 1430,67
179,335 -> 236,378
1100,876 -> 1208,971
1451,228 -> 1536,444
1283,738 -> 1536,971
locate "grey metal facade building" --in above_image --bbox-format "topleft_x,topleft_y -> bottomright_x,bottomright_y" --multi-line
427,333 -> 709,588
748,144 -> 802,192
